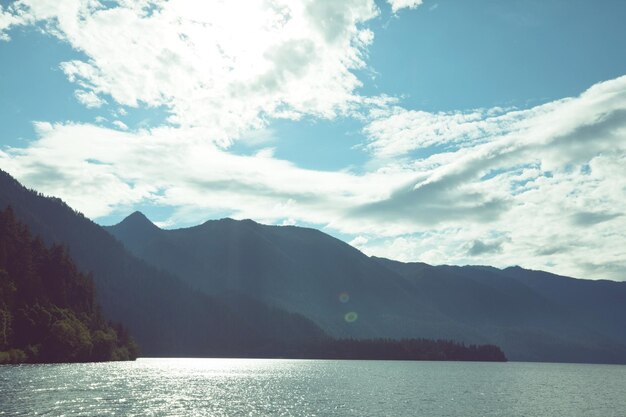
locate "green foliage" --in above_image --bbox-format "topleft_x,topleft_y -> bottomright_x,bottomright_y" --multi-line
0,207 -> 138,364
0,304 -> 12,350
91,328 -> 118,361
0,348 -> 26,364
47,315 -> 93,362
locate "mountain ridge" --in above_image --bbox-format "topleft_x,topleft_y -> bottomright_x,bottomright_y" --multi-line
106,211 -> 460,341
2,169 -> 625,363
106,210 -> 626,363
0,170 -> 330,357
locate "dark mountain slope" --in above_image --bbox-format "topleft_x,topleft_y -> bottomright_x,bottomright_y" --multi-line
501,267 -> 626,344
0,207 -> 137,363
107,212 -> 626,363
107,214 -> 469,341
0,170 -> 326,356
375,257 -> 626,363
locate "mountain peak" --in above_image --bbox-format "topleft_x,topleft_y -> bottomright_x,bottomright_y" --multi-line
116,211 -> 160,231
124,210 -> 152,223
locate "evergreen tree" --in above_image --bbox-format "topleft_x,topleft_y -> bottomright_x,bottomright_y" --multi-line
0,207 -> 138,364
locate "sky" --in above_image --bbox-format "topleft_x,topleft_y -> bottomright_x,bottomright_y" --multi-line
1,0 -> 626,280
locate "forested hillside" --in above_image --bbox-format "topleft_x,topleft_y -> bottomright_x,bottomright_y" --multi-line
0,207 -> 138,364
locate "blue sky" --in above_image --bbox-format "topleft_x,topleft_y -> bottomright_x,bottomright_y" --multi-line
1,0 -> 626,280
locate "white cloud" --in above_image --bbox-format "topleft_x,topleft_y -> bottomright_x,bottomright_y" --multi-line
387,0 -> 423,14
2,1 -> 626,280
364,105 -> 528,158
349,235 -> 369,248
74,89 -> 107,108
353,75 -> 626,279
112,120 -> 128,130
0,3 -> 30,41
3,75 -> 626,280
0,121 -> 403,222
6,0 -> 382,144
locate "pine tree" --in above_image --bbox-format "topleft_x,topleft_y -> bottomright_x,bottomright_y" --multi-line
0,207 -> 139,364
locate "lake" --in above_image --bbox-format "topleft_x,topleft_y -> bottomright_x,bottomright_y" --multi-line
1,358 -> 625,416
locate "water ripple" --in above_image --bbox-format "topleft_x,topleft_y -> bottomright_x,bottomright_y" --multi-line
0,359 -> 625,416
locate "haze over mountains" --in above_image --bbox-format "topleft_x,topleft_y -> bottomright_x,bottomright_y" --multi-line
1,169 -> 625,363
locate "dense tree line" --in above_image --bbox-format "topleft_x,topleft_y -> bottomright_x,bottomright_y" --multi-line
202,337 -> 507,361
304,338 -> 507,361
0,207 -> 138,364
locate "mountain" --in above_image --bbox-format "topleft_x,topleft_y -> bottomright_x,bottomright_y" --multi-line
500,266 -> 626,348
2,168 -> 624,363
0,207 -> 138,364
0,170 -> 327,357
108,212 -> 626,363
375,258 -> 626,363
106,213 -> 467,341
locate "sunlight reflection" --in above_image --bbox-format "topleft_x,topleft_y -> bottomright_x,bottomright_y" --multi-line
136,357 -> 305,378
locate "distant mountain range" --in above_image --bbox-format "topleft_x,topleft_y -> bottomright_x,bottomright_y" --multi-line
2,169 -> 625,363
106,210 -> 626,363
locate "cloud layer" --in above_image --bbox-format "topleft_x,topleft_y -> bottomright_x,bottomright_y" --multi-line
2,75 -> 626,279
354,76 -> 626,279
1,0 -> 626,280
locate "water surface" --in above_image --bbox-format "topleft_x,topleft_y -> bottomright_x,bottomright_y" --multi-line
1,358 -> 624,416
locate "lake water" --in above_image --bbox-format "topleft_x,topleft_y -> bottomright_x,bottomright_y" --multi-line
1,358 -> 625,416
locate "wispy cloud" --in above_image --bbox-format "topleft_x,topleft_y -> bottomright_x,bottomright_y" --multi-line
363,106 -> 524,158
353,76 -> 626,279
112,120 -> 128,130
2,75 -> 626,279
74,89 -> 107,108
0,121 -> 399,223
0,3 -> 28,41
387,0 -> 424,14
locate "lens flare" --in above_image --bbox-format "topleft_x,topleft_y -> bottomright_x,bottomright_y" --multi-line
338,292 -> 350,303
344,311 -> 358,323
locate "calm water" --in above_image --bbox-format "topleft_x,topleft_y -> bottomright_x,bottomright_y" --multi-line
1,358 -> 625,416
